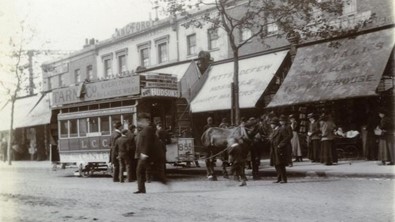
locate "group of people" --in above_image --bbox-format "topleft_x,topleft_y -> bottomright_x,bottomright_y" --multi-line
201,107 -> 394,184
109,113 -> 168,194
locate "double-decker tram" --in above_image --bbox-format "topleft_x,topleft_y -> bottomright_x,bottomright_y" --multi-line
57,104 -> 136,176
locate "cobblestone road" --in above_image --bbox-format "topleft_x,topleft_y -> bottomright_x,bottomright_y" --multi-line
0,166 -> 394,222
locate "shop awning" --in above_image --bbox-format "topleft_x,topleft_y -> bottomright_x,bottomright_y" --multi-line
0,93 -> 52,131
144,62 -> 193,80
267,28 -> 395,108
190,50 -> 288,113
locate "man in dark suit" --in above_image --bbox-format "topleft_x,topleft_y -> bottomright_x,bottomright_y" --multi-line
134,114 -> 166,194
126,124 -> 137,182
114,129 -> 131,183
110,121 -> 123,182
270,117 -> 291,183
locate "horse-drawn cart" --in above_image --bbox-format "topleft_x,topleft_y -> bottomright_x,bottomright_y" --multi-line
166,137 -> 197,167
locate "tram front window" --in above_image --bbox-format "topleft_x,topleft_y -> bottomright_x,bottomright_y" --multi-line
101,116 -> 110,135
79,118 -> 88,137
60,120 -> 68,138
111,115 -> 121,130
89,117 -> 99,133
70,119 -> 78,137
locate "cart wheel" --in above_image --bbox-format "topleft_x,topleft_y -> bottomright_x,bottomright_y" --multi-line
79,164 -> 90,177
107,164 -> 114,177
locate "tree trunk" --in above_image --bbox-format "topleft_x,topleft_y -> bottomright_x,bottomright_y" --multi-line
232,50 -> 240,125
7,97 -> 16,165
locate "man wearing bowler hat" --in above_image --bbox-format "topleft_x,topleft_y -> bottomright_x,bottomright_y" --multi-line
134,113 -> 167,194
269,117 -> 291,183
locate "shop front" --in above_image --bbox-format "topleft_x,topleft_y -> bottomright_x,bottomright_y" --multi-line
0,93 -> 52,161
190,50 -> 289,135
267,27 -> 395,158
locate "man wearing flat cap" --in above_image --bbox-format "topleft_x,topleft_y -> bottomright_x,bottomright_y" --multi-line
269,117 -> 291,183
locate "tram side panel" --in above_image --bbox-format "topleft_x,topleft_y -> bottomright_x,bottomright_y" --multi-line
58,135 -> 111,167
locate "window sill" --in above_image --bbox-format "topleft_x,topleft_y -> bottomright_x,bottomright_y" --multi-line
186,54 -> 198,59
207,48 -> 220,52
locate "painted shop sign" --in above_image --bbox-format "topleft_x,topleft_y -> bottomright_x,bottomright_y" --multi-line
141,88 -> 178,97
112,21 -> 154,39
52,76 -> 140,106
190,51 -> 288,113
268,28 -> 395,107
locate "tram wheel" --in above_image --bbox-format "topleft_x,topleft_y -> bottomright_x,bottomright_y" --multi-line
79,164 -> 91,177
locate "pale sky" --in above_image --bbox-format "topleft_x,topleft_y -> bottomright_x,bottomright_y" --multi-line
0,0 -> 157,51
0,0 -> 160,99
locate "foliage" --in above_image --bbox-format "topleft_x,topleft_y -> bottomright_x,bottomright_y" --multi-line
159,0 -> 369,47
158,0 -> 370,124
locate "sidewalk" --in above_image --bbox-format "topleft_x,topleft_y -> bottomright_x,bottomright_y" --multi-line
166,159 -> 395,179
1,159 -> 394,179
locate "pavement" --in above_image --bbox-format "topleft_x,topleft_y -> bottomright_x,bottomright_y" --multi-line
1,158 -> 394,179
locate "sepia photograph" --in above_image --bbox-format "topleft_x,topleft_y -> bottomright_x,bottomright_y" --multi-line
0,0 -> 394,221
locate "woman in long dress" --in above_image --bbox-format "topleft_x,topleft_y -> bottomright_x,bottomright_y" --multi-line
289,115 -> 303,162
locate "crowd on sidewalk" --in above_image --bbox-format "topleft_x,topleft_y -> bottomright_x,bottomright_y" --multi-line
199,107 -> 394,185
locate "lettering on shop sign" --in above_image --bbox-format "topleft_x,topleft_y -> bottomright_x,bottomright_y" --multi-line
141,88 -> 178,97
52,76 -> 140,106
268,28 -> 395,106
112,21 -> 154,38
284,74 -> 376,93
299,42 -> 384,66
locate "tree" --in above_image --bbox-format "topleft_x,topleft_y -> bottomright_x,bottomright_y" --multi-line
160,0 -> 368,124
0,20 -> 35,165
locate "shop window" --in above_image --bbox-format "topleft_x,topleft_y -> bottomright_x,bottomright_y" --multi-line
208,29 -> 219,50
101,116 -> 110,135
60,120 -> 68,138
187,34 -> 196,55
69,119 -> 78,137
79,118 -> 88,137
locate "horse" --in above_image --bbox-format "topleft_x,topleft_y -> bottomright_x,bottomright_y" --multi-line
201,122 -> 264,185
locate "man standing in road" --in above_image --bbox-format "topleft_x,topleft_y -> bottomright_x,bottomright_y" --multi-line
110,121 -> 123,182
114,129 -> 131,183
126,124 -> 137,182
270,117 -> 291,183
134,113 -> 167,194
